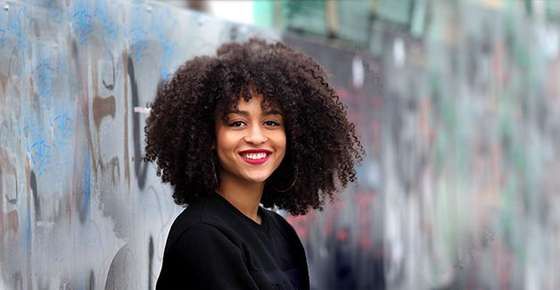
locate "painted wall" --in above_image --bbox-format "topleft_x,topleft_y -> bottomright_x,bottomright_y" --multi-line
283,2 -> 560,290
0,1 -> 274,289
2,1 -> 559,290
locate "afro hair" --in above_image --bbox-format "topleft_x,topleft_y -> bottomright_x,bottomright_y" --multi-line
144,38 -> 364,215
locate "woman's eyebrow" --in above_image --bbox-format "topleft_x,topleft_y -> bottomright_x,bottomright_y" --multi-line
226,109 -> 283,116
263,109 -> 283,116
226,110 -> 249,116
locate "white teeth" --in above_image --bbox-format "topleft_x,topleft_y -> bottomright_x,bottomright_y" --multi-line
242,152 -> 267,160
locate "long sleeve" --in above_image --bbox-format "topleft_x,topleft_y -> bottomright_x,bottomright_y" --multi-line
169,223 -> 259,290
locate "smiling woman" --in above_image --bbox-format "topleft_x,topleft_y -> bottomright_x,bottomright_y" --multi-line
144,38 -> 364,290
216,92 -> 287,198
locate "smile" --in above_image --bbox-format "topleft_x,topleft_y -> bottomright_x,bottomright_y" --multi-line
239,150 -> 271,165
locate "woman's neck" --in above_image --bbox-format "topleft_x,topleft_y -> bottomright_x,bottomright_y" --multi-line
216,173 -> 264,224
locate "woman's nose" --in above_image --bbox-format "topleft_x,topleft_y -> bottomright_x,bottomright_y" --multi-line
243,125 -> 268,144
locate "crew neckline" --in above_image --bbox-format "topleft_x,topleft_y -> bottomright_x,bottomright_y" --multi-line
211,191 -> 268,232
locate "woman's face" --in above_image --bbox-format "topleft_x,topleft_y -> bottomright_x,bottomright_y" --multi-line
215,93 -> 286,186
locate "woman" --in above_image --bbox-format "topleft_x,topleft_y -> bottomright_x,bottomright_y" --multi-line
145,38 -> 364,290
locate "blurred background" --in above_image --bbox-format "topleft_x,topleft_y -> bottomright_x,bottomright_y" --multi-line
1,0 -> 559,289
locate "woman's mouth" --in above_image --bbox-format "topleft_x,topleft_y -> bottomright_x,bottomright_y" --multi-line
239,151 -> 270,165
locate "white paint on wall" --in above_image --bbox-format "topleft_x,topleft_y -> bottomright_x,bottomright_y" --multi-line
208,0 -> 254,25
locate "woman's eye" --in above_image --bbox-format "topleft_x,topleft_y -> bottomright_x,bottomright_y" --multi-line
264,120 -> 281,127
229,121 -> 246,127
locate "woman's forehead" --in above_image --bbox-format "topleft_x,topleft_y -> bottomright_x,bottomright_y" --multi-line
226,94 -> 282,113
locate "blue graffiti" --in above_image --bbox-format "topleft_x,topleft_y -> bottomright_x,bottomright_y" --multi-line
53,113 -> 73,138
0,28 -> 6,47
8,6 -> 28,50
127,2 -> 177,79
44,0 -> 64,24
159,41 -> 174,80
71,0 -> 94,44
52,112 -> 74,149
95,0 -> 118,40
34,58 -> 56,100
29,139 -> 50,175
80,152 -> 92,222
152,8 -> 176,80
128,3 -> 149,62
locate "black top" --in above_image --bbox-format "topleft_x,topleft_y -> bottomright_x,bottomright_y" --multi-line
156,192 -> 310,290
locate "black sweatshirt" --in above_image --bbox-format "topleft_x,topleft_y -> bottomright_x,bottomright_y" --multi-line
156,192 -> 310,290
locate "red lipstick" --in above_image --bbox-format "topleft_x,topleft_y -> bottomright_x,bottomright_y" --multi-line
239,149 -> 271,165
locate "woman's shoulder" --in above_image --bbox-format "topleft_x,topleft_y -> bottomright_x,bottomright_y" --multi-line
262,208 -> 301,240
262,207 -> 310,284
174,222 -> 238,248
163,198 -> 241,252
263,207 -> 292,226
262,207 -> 286,224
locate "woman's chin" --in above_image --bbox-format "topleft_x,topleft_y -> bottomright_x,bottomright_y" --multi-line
244,174 -> 272,184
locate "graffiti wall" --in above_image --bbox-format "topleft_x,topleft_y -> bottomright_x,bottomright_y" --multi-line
2,0 -> 559,290
284,1 -> 560,290
0,1 -> 274,289
282,34 -> 386,290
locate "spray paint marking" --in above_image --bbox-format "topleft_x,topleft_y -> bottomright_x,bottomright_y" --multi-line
79,153 -> 91,223
34,58 -> 56,100
28,139 -> 49,176
7,7 -> 27,50
94,0 -> 118,40
72,0 -> 94,44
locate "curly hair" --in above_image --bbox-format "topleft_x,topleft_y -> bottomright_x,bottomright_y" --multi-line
144,38 -> 364,215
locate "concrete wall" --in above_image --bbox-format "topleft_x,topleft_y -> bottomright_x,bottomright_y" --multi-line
2,1 -> 560,290
0,1 -> 274,289
283,2 -> 560,290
